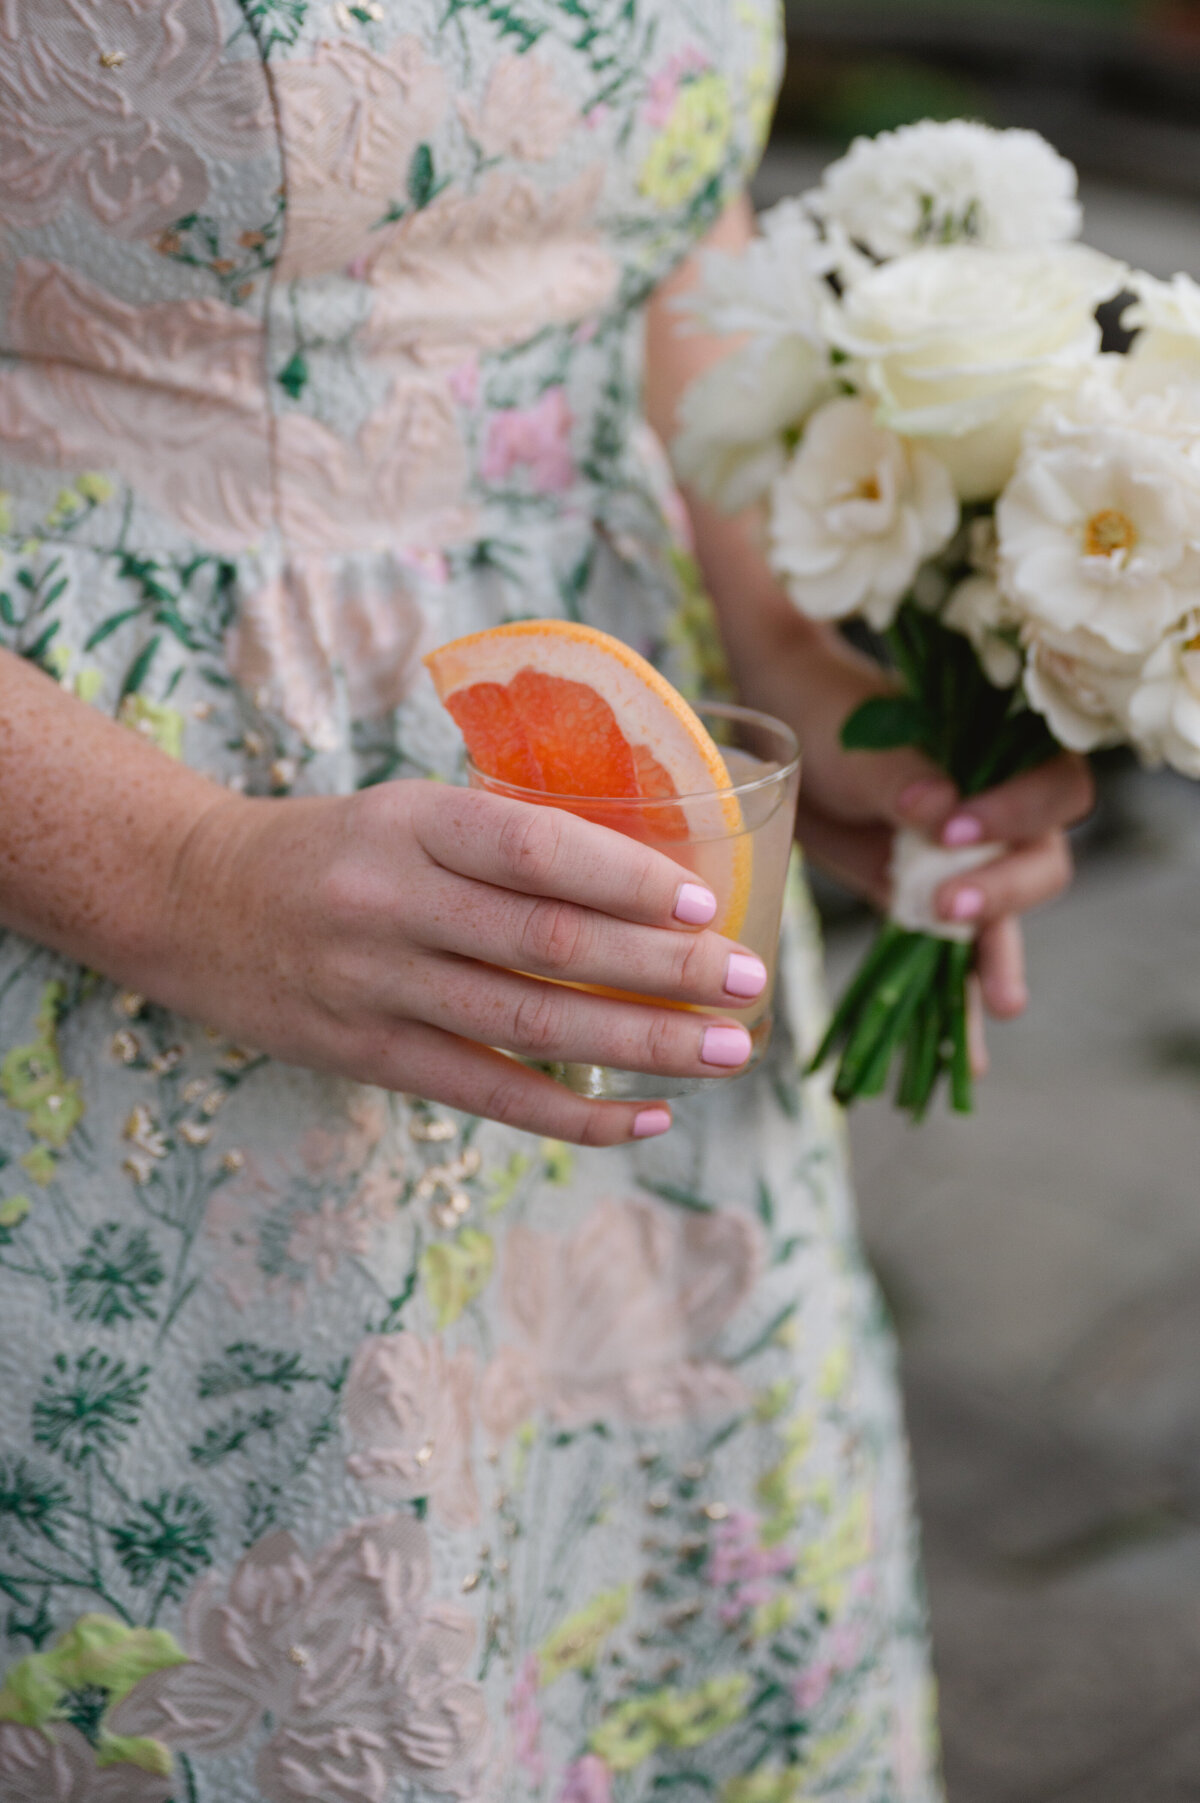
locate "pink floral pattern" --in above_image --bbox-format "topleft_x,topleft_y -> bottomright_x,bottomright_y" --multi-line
343,1332 -> 481,1528
479,1196 -> 763,1441
458,53 -> 579,162
0,0 -> 270,236
481,387 -> 577,494
0,1724 -> 171,1803
109,1517 -> 489,1802
273,37 -> 449,277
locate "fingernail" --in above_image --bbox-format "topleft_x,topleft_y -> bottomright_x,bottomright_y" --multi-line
701,1023 -> 753,1068
674,882 -> 718,926
725,952 -> 768,999
898,778 -> 955,817
947,886 -> 985,922
943,814 -> 984,847
633,1107 -> 673,1139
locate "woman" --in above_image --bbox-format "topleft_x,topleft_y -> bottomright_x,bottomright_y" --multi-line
0,4 -> 1090,1799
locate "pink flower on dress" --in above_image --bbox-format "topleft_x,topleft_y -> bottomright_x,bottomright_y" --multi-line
458,54 -> 579,162
0,0 -> 271,237
478,1196 -> 763,1442
481,389 -> 576,495
792,1661 -> 833,1714
272,37 -> 449,277
359,168 -> 618,366
447,359 -> 482,409
508,1653 -> 545,1783
557,1754 -> 614,1803
344,1332 -> 481,1530
707,1509 -> 795,1625
108,1517 -> 490,1803
643,48 -> 710,129
0,1724 -> 171,1803
287,1196 -> 373,1285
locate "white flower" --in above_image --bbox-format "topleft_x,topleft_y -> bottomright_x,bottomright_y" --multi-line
1124,271 -> 1200,392
767,397 -> 959,630
810,121 -> 1081,262
996,391 -> 1200,656
677,198 -> 835,342
1023,623 -> 1142,752
672,337 -> 833,512
1125,623 -> 1200,776
829,244 -> 1125,500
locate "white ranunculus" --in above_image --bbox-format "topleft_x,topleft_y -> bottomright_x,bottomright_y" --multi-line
678,197 -> 836,342
1123,271 -> 1200,392
828,244 -> 1126,500
672,336 -> 833,512
996,400 -> 1200,656
1125,624 -> 1200,776
811,121 -> 1082,263
768,396 -> 959,630
1022,622 -> 1143,753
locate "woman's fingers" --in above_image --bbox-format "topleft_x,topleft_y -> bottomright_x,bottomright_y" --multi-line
409,786 -> 720,930
419,872 -> 767,1008
976,916 -> 1029,1020
363,1021 -> 674,1146
935,832 -> 1072,931
410,955 -> 754,1080
932,753 -> 1094,849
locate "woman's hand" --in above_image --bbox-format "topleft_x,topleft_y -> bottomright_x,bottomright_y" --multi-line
786,632 -> 1094,1024
158,781 -> 768,1145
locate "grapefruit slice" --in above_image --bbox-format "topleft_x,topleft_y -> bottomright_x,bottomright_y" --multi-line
425,621 -> 751,938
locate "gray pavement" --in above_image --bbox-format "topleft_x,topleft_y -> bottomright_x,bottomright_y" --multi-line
832,771 -> 1200,1802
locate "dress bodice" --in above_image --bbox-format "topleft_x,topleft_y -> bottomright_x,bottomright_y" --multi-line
0,0 -> 781,565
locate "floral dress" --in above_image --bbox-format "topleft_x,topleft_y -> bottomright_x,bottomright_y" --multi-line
0,4 -> 941,1801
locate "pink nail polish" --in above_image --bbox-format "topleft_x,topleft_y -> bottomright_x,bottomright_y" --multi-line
633,1107 -> 672,1139
725,952 -> 768,999
943,815 -> 984,848
674,882 -> 717,926
701,1023 -> 752,1068
948,886 -> 985,922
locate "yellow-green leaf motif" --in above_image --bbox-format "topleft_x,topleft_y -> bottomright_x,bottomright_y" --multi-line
537,1585 -> 629,1686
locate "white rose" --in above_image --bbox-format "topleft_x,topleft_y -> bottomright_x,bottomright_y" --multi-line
673,336 -> 832,513
768,396 -> 959,630
996,395 -> 1200,656
828,244 -> 1126,500
811,121 -> 1082,262
1125,624 -> 1200,777
1123,271 -> 1200,392
1023,622 -> 1142,753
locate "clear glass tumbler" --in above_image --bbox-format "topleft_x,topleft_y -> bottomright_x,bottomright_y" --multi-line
468,701 -> 801,1101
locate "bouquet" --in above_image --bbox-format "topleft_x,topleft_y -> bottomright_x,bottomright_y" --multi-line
673,120 -> 1200,1118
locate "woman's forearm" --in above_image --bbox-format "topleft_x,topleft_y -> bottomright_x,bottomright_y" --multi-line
0,648 -> 234,984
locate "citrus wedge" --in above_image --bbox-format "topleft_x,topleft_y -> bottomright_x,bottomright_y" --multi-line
425,620 -> 751,939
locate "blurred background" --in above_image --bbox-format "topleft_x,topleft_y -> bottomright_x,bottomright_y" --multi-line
755,5 -> 1200,1800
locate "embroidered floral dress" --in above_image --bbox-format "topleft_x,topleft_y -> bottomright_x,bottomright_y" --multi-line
0,5 -> 941,1800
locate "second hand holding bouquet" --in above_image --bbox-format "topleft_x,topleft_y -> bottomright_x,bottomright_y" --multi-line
673,120 -> 1200,1117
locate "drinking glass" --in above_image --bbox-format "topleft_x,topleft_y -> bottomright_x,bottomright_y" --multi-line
468,701 -> 801,1100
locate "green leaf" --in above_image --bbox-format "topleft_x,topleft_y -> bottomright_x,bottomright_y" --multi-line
276,352 -> 308,400
840,695 -> 934,753
85,606 -> 148,652
637,1179 -> 715,1214
0,592 -> 16,627
119,634 -> 161,701
407,143 -> 436,210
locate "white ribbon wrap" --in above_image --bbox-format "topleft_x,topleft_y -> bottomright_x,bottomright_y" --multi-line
888,828 -> 1005,943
